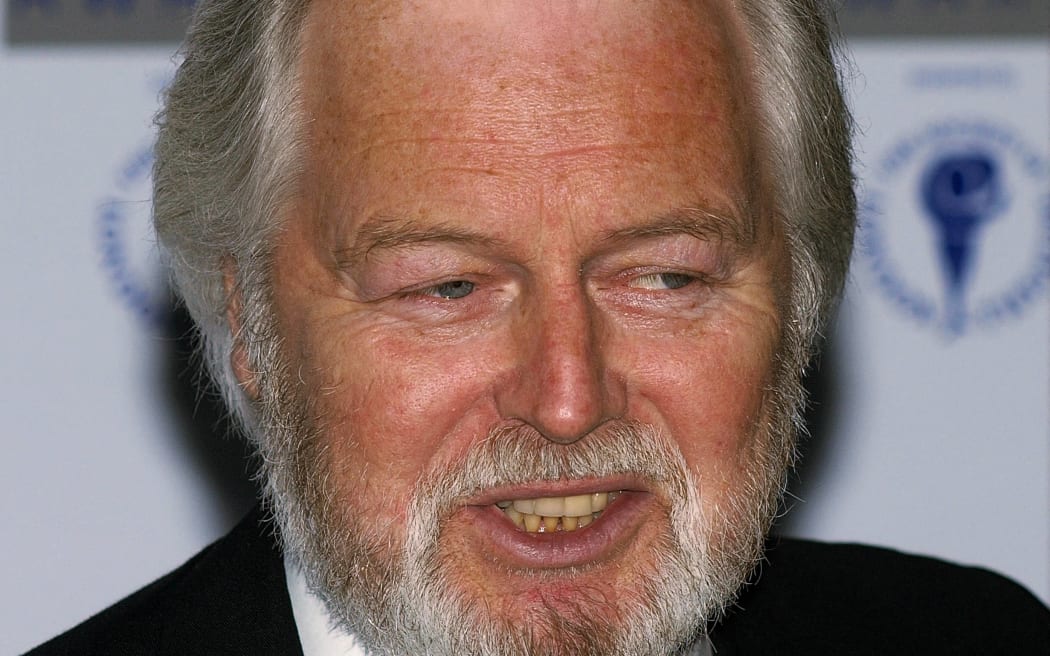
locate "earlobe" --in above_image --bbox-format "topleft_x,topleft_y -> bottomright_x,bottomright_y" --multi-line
223,260 -> 261,400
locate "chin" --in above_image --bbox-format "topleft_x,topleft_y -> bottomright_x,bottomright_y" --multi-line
313,442 -> 773,656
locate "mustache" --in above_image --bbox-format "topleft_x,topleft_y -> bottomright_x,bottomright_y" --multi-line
414,420 -> 693,518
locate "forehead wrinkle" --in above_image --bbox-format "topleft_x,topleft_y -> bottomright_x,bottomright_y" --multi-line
334,214 -> 507,267
350,106 -> 692,160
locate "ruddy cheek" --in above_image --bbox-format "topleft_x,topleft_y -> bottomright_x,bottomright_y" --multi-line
343,334 -> 502,457
633,331 -> 773,462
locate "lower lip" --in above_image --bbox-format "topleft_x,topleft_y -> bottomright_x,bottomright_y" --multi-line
456,491 -> 654,570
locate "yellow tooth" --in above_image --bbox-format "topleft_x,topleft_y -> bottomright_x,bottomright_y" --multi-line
533,497 -> 565,516
591,492 -> 608,512
562,516 -> 579,531
563,494 -> 593,517
523,513 -> 542,532
505,507 -> 525,529
513,499 -> 535,514
542,516 -> 559,532
578,514 -> 593,527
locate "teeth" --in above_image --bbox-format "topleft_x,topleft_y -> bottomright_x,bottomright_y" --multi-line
591,492 -> 608,512
523,513 -> 542,532
505,507 -> 525,529
512,499 -> 535,514
563,494 -> 593,517
496,491 -> 622,533
533,497 -> 565,516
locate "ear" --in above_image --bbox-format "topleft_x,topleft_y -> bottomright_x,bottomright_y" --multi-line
223,260 -> 261,401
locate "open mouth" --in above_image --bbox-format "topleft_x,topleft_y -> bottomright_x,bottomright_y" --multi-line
495,491 -> 622,533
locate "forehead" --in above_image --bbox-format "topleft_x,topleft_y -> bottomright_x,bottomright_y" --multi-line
302,0 -> 746,87
296,0 -> 760,240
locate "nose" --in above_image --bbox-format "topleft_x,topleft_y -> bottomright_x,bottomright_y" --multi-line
496,283 -> 625,444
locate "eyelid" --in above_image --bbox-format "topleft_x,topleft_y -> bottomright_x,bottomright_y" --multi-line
614,263 -> 713,284
586,233 -> 732,279
628,271 -> 699,291
342,243 -> 507,302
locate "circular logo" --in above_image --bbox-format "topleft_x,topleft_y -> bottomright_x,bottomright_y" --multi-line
96,142 -> 171,329
860,120 -> 1049,336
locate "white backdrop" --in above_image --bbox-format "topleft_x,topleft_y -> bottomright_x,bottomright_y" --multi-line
3,6 -> 1047,654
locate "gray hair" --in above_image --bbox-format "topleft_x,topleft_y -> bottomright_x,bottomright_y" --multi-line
154,0 -> 310,425
734,0 -> 856,373
153,0 -> 855,430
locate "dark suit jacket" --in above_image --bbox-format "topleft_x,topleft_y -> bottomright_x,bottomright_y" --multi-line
26,508 -> 1050,655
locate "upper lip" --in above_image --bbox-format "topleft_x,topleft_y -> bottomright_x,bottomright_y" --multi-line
462,474 -> 654,507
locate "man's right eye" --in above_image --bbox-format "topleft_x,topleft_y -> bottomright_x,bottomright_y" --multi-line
417,280 -> 475,299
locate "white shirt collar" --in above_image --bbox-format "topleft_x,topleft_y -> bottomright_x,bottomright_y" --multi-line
285,556 -> 712,656
285,558 -> 369,656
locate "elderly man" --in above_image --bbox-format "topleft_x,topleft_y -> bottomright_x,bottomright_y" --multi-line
29,1 -> 1048,654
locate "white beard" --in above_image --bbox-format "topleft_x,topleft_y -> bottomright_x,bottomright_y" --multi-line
240,305 -> 796,656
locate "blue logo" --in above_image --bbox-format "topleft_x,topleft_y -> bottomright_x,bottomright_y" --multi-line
860,120 -> 1049,336
96,141 -> 171,329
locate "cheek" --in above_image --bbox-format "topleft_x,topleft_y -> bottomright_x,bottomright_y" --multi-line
623,318 -> 779,480
295,321 -> 506,512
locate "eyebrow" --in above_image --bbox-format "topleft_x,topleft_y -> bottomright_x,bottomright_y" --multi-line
334,214 -> 505,266
335,204 -> 759,266
597,205 -> 758,252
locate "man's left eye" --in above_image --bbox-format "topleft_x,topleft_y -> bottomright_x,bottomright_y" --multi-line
420,280 -> 475,299
629,273 -> 695,290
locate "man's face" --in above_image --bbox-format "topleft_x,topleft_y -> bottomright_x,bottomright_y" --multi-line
241,1 -> 792,653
